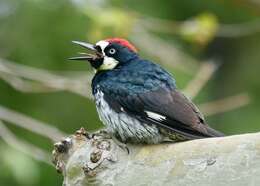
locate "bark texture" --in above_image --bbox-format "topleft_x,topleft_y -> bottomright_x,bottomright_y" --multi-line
52,128 -> 260,186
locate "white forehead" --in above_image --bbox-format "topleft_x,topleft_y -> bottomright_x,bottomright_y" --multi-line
95,40 -> 109,51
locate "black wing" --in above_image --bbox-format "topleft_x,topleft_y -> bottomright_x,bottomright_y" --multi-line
103,88 -> 224,139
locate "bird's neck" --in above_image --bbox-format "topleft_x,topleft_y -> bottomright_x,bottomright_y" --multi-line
119,53 -> 139,65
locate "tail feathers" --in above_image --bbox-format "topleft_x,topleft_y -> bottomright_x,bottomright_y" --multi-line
205,126 -> 225,137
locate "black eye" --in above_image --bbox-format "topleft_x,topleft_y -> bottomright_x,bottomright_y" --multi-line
108,48 -> 116,55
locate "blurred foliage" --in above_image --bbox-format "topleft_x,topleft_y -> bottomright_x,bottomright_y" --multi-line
179,13 -> 219,46
0,145 -> 40,185
0,0 -> 260,185
86,7 -> 136,40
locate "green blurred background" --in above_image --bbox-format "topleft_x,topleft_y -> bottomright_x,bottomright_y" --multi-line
0,0 -> 260,185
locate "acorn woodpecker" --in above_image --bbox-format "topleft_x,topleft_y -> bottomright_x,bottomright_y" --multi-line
70,38 -> 224,144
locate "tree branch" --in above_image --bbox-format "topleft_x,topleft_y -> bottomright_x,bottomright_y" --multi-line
0,105 -> 66,142
52,128 -> 260,186
199,93 -> 251,117
183,61 -> 219,99
0,120 -> 51,165
0,59 -> 93,99
130,25 -> 199,74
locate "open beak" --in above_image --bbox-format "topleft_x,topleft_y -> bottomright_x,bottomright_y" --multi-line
69,41 -> 103,61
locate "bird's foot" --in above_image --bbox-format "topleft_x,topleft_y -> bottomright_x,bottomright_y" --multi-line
91,129 -> 130,154
112,136 -> 130,154
91,129 -> 112,140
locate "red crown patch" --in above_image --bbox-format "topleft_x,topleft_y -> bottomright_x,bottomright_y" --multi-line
105,38 -> 138,53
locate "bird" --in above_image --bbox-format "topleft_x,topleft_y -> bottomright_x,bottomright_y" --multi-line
70,38 -> 224,144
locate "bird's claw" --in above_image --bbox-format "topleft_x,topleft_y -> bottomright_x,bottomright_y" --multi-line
112,136 -> 130,154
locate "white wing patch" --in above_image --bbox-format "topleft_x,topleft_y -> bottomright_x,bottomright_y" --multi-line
146,111 -> 166,121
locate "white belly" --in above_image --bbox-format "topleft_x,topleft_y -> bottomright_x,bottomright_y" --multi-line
94,90 -> 163,143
